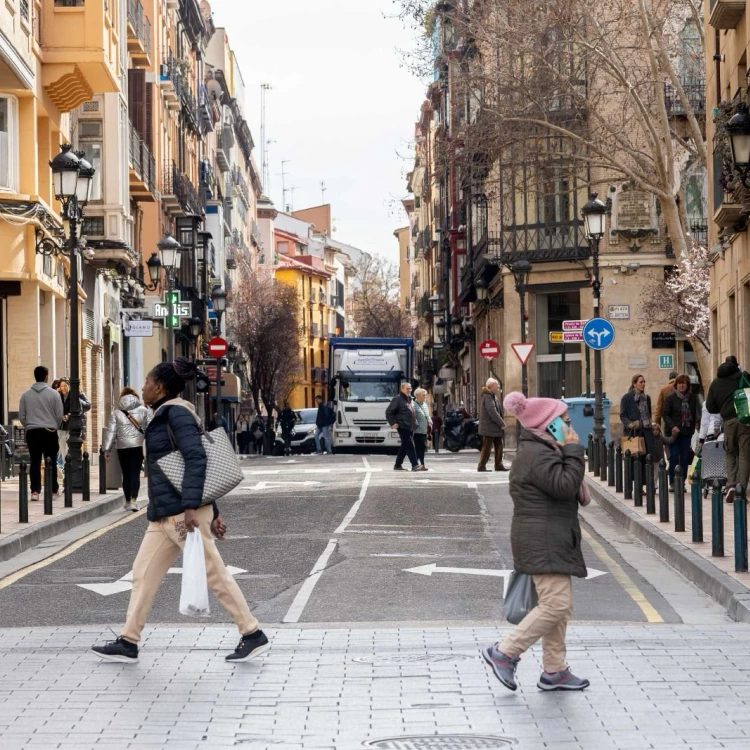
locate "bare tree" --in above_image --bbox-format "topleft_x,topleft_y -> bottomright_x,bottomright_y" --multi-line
351,254 -> 411,338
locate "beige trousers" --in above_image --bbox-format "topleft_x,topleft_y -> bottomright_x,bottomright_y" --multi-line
498,573 -> 573,673
121,505 -> 259,644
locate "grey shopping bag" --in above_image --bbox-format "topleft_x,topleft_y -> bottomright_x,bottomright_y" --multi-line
504,571 -> 538,625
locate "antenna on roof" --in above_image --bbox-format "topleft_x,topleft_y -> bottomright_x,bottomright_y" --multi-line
260,83 -> 272,193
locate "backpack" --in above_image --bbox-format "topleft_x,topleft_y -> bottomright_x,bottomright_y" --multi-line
324,405 -> 336,426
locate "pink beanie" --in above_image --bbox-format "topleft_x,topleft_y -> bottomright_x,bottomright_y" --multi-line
503,392 -> 567,431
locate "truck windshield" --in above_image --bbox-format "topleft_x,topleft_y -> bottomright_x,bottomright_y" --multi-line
340,379 -> 399,402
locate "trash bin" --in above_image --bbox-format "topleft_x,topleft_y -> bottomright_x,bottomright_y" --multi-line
102,429 -> 122,491
563,397 -> 612,445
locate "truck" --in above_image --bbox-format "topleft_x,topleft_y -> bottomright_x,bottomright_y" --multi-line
327,337 -> 414,451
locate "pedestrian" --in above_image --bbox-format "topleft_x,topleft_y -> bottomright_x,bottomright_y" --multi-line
653,370 -> 678,427
706,355 -> 750,503
50,379 -> 65,479
19,366 -> 64,502
279,402 -> 296,456
662,374 -> 699,492
235,414 -> 250,455
482,391 -> 589,692
413,388 -> 431,470
91,357 -> 269,664
431,410 -> 443,453
314,395 -> 334,455
103,386 -> 150,512
250,413 -> 265,455
58,377 -> 92,445
619,374 -> 656,485
698,401 -> 723,447
386,382 -> 422,471
477,377 -> 507,472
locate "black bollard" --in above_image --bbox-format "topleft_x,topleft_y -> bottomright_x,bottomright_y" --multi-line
615,445 -> 623,493
82,452 -> 90,503
608,442 -> 615,487
691,464 -> 703,543
711,480 -> 724,557
64,453 -> 73,508
624,449 -> 632,500
734,485 -> 748,573
645,455 -> 655,514
599,438 -> 607,482
634,457 -> 643,507
99,446 -> 107,495
588,434 -> 594,474
659,459 -> 669,523
674,465 -> 685,532
43,457 -> 53,515
18,461 -> 28,523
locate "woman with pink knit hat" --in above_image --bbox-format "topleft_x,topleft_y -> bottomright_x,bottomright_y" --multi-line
482,391 -> 590,692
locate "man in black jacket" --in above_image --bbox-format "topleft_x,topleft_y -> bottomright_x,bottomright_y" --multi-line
314,395 -> 334,455
386,382 -> 422,471
706,356 -> 750,502
279,402 -> 296,455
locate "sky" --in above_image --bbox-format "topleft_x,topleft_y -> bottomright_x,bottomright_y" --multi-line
210,0 -> 427,263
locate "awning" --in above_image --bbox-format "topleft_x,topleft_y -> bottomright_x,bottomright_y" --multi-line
210,372 -> 240,402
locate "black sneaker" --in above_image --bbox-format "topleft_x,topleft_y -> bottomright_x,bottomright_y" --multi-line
495,465 -> 509,472
91,637 -> 138,663
225,630 -> 270,663
481,645 -> 519,691
393,465 -> 407,471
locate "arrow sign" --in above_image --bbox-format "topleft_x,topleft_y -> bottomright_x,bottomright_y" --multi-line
511,343 -> 535,365
583,319 -> 616,351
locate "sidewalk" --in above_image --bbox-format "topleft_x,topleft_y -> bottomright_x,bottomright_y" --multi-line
587,471 -> 750,622
0,467 -> 124,562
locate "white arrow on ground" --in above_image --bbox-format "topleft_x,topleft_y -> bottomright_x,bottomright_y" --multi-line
249,480 -> 322,491
411,479 -> 509,489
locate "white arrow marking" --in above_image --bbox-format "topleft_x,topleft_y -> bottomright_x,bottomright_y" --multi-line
412,479 -> 509,488
249,480 -> 322,491
78,566 -> 248,596
303,469 -> 332,474
246,470 -> 281,475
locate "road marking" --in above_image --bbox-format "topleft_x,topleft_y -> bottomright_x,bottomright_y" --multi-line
438,514 -> 482,518
362,456 -> 373,471
356,467 -> 382,472
283,538 -> 338,623
370,553 -> 440,558
334,471 -> 372,534
248,481 -> 321,490
580,526 -> 664,624
245,470 -> 281,475
303,469 -> 332,474
412,479 -> 509,488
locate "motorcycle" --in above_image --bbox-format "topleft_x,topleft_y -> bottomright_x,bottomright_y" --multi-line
443,410 -> 483,452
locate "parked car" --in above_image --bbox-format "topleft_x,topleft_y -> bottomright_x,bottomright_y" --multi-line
274,408 -> 328,455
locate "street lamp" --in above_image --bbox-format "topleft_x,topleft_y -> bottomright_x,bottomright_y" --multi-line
451,315 -> 463,337
189,317 -> 203,339
582,192 -> 607,447
211,285 -> 227,333
145,252 -> 162,288
474,278 -> 489,302
157,233 -> 181,360
728,102 -> 750,188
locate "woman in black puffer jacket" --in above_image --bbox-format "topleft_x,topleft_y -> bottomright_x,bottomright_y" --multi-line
92,358 -> 269,665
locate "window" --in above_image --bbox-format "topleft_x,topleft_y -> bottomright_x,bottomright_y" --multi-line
0,96 -> 19,193
728,293 -> 737,358
78,120 -> 102,201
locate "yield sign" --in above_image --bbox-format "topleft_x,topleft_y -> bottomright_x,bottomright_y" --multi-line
511,343 -> 535,365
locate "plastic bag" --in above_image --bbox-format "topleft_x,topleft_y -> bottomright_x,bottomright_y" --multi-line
504,571 -> 538,625
734,377 -> 750,426
179,530 -> 210,617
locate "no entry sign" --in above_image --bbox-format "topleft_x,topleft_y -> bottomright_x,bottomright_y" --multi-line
208,336 -> 229,358
479,339 -> 500,360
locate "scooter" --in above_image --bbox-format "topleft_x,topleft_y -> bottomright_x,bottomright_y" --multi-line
443,410 -> 483,452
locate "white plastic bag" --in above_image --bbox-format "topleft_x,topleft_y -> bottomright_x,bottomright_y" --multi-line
179,530 -> 210,617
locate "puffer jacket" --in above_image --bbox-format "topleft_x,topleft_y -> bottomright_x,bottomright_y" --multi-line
478,387 -> 505,437
103,394 -> 151,451
706,362 -> 750,421
144,397 -> 207,522
508,429 -> 587,578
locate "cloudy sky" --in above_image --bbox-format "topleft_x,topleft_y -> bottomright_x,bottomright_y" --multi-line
210,0 -> 427,262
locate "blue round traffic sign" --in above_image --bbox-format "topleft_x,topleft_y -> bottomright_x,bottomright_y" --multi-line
583,318 -> 615,351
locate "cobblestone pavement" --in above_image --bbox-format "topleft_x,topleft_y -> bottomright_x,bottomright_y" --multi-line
1,624 -> 749,750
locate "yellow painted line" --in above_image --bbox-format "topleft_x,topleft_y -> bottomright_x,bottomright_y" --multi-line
0,508 -> 146,591
581,527 -> 664,624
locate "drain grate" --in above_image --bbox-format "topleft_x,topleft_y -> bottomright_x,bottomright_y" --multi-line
352,654 -> 475,665
363,736 -> 514,749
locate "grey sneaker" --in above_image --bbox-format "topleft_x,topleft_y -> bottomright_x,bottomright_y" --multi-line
481,645 -> 519,691
537,668 -> 590,691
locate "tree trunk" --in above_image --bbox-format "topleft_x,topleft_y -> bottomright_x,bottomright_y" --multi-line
660,195 -> 688,259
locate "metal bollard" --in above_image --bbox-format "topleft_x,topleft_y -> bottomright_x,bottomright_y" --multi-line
99,446 -> 107,495
82,452 -> 90,503
18,461 -> 28,523
43,457 -> 53,515
691,464 -> 703,543
624,449 -> 632,500
674,465 -> 685,532
599,438 -> 607,482
607,441 -> 615,487
634,456 -> 643,507
615,445 -> 623,494
64,453 -> 73,508
711,480 -> 724,557
588,433 -> 594,474
645,454 -> 655,514
734,484 -> 748,573
659,459 -> 669,523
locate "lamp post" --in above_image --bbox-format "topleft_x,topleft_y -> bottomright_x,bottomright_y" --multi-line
582,193 -> 607,446
728,102 -> 750,187
211,285 -> 228,426
156,233 -> 181,361
509,259 -> 532,443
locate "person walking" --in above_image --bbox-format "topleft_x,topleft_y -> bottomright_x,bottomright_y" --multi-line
234,414 -> 250,455
250,414 -> 265,455
19,366 -> 64,502
386,382 -> 422,472
619,374 -> 656,485
477,378 -> 507,472
706,355 -> 750,503
279,402 -> 296,456
314,395 -> 334,455
653,370 -> 678,427
91,358 -> 269,664
58,377 -> 92,446
413,388 -> 431,470
431,410 -> 443,453
482,392 -> 589,692
662,374 -> 699,492
103,386 -> 150,512
50,379 -> 66,480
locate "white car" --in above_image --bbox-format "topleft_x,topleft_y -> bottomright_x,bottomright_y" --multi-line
275,408 -> 329,454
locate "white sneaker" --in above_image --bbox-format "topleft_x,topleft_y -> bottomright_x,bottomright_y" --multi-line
129,500 -> 139,512
123,499 -> 131,511
30,492 -> 40,501
52,493 -> 62,502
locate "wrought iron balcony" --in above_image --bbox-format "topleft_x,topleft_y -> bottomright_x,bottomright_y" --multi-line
664,79 -> 705,118
162,160 -> 202,215
251,220 -> 262,248
688,215 -> 708,247
231,166 -> 250,206
487,221 -> 590,265
216,128 -> 232,172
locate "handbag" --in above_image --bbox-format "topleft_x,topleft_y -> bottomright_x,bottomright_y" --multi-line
504,571 -> 538,625
700,437 -> 727,483
620,429 -> 646,456
157,425 -> 244,503
733,374 -> 750,426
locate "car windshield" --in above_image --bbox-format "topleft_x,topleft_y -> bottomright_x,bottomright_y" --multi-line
339,379 -> 399,402
296,409 -> 318,424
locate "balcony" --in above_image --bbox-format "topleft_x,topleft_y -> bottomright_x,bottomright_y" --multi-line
709,0 -> 745,29
322,325 -> 329,339
231,166 -> 250,206
251,220 -> 262,249
43,1 -> 120,111
310,323 -> 320,338
216,128 -> 233,172
309,288 -> 317,304
162,161 -> 203,216
688,216 -> 708,247
181,82 -> 200,135
664,79 -> 705,118
128,125 -> 156,202
159,58 -> 181,110
127,0 -> 148,60
497,220 -> 590,264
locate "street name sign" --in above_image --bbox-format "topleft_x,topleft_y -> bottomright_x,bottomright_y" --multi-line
562,319 -> 589,332
123,319 -> 153,338
608,305 -> 630,319
479,339 -> 500,360
659,354 -> 675,370
208,336 -> 229,358
511,342 -> 535,365
551,331 -> 583,343
583,318 -> 615,351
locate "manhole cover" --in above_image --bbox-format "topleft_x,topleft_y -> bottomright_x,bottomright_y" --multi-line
352,654 -> 474,665
363,736 -> 514,750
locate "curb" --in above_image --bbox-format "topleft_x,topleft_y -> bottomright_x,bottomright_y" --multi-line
0,492 -> 125,563
586,478 -> 750,624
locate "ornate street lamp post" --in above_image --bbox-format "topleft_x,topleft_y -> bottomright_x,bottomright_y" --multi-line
211,284 -> 228,426
510,259 -> 532,443
728,102 -> 750,187
157,233 -> 181,361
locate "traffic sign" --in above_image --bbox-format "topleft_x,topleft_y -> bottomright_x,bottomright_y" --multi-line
479,339 -> 500,360
511,343 -> 535,365
549,332 -> 564,343
562,319 -> 589,332
208,336 -> 229,358
563,332 -> 584,343
583,318 -> 615,351
659,354 -> 674,370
